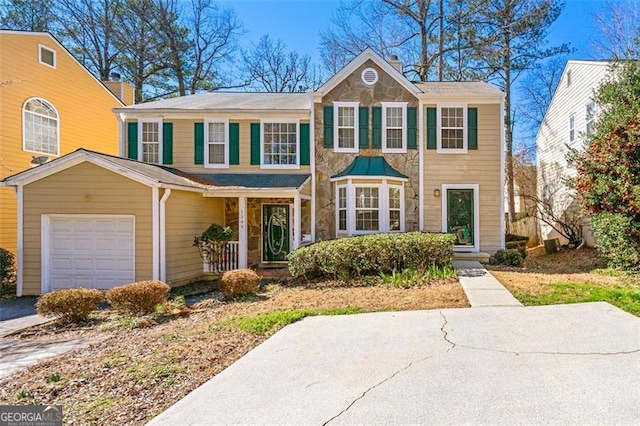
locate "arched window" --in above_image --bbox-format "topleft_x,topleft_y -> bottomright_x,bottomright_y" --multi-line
23,98 -> 59,156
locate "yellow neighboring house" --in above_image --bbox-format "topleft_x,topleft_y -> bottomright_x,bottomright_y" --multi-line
0,30 -> 132,254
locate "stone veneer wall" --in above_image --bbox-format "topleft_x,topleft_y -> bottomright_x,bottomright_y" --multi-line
314,59 -> 420,240
225,197 -> 301,266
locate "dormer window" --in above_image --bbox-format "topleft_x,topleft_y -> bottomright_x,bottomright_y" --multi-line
39,45 -> 56,68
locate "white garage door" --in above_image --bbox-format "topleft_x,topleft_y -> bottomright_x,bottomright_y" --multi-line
45,215 -> 135,291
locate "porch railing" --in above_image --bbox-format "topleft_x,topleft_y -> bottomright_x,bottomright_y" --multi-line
203,241 -> 239,273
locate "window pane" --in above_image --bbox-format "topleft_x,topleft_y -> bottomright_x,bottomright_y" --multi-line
386,107 -> 403,127
23,99 -> 58,155
442,129 -> 463,149
209,144 -> 225,164
338,128 -> 355,148
386,129 -> 403,149
338,107 -> 355,127
389,210 -> 401,231
339,187 -> 346,208
338,210 -> 347,231
356,210 -> 379,231
263,122 -> 297,165
389,188 -> 400,209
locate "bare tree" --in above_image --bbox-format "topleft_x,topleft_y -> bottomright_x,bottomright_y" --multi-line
243,35 -> 323,92
56,0 -> 122,81
591,0 -> 640,60
517,56 -> 566,138
0,0 -> 56,31
472,0 -> 570,223
320,0 -> 488,82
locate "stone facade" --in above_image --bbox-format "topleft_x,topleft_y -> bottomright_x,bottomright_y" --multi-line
224,196 -> 311,266
314,59 -> 420,240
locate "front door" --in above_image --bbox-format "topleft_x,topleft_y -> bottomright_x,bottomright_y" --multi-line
262,204 -> 290,262
446,189 -> 475,247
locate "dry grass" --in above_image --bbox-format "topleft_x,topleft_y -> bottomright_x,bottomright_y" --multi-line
488,248 -> 640,314
0,279 -> 467,425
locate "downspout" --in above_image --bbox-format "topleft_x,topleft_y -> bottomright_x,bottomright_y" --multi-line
310,96 -> 316,242
16,185 -> 23,297
152,187 -> 160,280
418,100 -> 425,230
159,189 -> 171,282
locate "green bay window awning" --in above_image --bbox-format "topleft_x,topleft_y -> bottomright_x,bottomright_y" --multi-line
331,156 -> 408,181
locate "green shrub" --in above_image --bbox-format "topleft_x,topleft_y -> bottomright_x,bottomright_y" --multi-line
36,288 -> 104,322
288,232 -> 455,280
505,234 -> 529,243
220,269 -> 261,298
0,248 -> 16,287
590,213 -> 640,270
490,249 -> 525,267
106,281 -> 171,315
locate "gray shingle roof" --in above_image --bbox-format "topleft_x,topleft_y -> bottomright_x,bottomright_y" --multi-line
119,92 -> 311,111
415,81 -> 503,97
194,173 -> 310,189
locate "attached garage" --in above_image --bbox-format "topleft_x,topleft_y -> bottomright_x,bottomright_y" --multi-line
42,215 -> 135,292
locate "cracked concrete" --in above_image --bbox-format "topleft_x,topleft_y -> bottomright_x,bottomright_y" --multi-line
148,302 -> 640,425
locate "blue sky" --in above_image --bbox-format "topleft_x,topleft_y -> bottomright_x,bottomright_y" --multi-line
232,0 -> 609,63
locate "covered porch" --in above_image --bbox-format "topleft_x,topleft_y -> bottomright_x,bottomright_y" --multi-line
201,173 -> 312,271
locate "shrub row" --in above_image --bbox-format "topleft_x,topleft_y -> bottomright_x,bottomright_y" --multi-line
36,280 -> 171,322
288,232 -> 456,279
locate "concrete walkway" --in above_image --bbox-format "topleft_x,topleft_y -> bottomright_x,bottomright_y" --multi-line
0,338 -> 91,378
453,260 -> 523,307
148,302 -> 640,425
0,315 -> 51,338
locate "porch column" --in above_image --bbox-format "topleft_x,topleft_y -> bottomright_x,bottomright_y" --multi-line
238,196 -> 248,268
293,194 -> 301,250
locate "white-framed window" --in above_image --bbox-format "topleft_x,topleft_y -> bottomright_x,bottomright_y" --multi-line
205,119 -> 228,168
586,102 -> 596,137
23,98 -> 59,156
382,102 -> 407,153
334,102 -> 359,153
335,180 -> 405,235
139,119 -> 162,164
437,104 -> 467,153
39,44 -> 56,68
569,115 -> 575,143
261,119 -> 299,169
337,186 -> 347,232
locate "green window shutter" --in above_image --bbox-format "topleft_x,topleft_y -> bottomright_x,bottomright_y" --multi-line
127,122 -> 138,160
372,106 -> 382,149
468,107 -> 478,150
162,122 -> 173,164
250,123 -> 261,165
427,107 -> 437,150
323,106 -> 334,148
407,107 -> 417,149
359,106 -> 369,149
194,122 -> 204,165
229,123 -> 240,165
300,123 -> 310,165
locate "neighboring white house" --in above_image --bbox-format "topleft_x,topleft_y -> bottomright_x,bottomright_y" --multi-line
536,60 -> 611,246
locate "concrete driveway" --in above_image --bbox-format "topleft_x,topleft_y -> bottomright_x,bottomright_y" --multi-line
149,302 -> 640,425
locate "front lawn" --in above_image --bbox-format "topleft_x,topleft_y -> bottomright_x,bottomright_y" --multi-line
0,277 -> 467,425
489,248 -> 640,316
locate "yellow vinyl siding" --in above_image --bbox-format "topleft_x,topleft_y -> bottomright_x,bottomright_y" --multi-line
0,32 -> 122,253
21,162 -> 152,295
424,103 -> 502,253
167,119 -> 311,174
164,191 -> 224,284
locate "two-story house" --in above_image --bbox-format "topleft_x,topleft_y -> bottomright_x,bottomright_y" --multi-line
0,30 -> 133,256
536,60 -> 610,246
2,49 -> 504,296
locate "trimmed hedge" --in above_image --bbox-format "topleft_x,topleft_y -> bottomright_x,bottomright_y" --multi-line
106,281 -> 171,315
288,232 -> 455,279
490,249 -> 525,267
220,269 -> 261,299
36,288 -> 104,323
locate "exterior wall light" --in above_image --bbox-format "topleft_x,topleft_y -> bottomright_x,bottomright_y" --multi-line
434,189 -> 441,197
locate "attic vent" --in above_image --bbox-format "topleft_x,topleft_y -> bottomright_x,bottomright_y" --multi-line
361,68 -> 378,86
